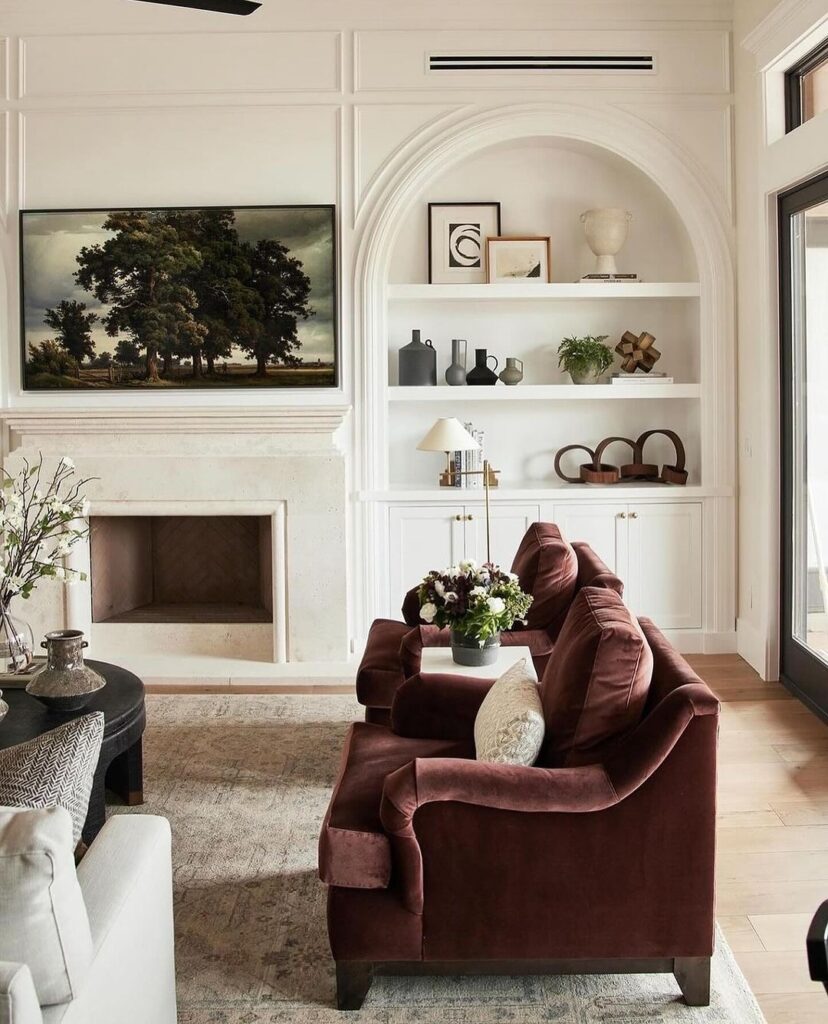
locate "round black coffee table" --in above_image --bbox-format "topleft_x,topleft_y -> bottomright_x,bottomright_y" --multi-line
0,660 -> 146,844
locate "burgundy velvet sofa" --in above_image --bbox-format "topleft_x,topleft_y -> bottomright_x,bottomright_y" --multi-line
320,596 -> 719,1011
357,523 -> 623,724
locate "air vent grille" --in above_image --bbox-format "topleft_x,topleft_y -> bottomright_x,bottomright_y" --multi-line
428,53 -> 655,73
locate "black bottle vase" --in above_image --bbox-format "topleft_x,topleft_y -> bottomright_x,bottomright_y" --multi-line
466,348 -> 499,386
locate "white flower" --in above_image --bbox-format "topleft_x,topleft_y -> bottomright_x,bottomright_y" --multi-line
59,457 -> 75,470
444,591 -> 458,603
458,559 -> 478,573
420,602 -> 438,624
434,580 -> 445,597
53,566 -> 67,581
508,572 -> 519,582
487,597 -> 506,615
470,586 -> 487,598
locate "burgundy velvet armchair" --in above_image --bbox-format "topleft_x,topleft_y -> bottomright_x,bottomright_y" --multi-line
356,523 -> 622,724
320,615 -> 719,1010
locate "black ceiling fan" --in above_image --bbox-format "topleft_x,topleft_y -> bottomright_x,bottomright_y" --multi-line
133,0 -> 261,14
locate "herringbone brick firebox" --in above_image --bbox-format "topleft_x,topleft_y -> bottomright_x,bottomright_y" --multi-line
90,515 -> 273,625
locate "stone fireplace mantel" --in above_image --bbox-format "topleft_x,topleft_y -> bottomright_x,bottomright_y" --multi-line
0,406 -> 352,685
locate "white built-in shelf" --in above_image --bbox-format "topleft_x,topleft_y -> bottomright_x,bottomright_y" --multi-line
361,483 -> 731,502
388,282 -> 701,301
387,383 -> 701,401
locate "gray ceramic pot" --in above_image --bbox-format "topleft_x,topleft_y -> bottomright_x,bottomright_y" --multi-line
398,329 -> 437,386
26,630 -> 106,712
450,629 -> 501,667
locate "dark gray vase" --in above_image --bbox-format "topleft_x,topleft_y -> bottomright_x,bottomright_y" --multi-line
445,339 -> 468,386
450,629 -> 501,667
26,630 -> 106,712
399,329 -> 437,386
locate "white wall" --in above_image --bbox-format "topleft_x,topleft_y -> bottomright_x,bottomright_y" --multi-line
735,0 -> 828,677
0,0 -> 736,652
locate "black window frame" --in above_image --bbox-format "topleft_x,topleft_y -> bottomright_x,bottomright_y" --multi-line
778,168 -> 828,723
785,36 -> 828,132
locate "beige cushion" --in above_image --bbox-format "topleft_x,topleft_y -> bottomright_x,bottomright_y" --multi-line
474,658 -> 545,765
0,806 -> 94,1006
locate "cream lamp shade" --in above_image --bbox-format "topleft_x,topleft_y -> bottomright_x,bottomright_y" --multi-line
417,418 -> 480,453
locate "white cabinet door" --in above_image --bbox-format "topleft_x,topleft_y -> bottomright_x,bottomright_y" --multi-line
625,503 -> 703,629
388,506 -> 464,614
464,503 -> 541,569
552,502 -> 627,575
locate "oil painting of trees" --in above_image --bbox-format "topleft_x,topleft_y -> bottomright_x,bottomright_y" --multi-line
21,205 -> 336,390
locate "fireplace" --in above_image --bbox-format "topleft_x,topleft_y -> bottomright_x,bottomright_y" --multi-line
90,515 -> 273,624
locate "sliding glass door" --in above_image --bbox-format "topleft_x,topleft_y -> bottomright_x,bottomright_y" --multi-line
780,170 -> 828,717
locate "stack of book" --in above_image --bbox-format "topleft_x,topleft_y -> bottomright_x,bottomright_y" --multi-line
580,273 -> 640,282
611,372 -> 674,385
453,422 -> 485,488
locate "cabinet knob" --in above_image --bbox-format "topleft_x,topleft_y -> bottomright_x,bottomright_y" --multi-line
617,512 -> 627,519
466,514 -> 474,521
630,512 -> 639,519
455,514 -> 463,521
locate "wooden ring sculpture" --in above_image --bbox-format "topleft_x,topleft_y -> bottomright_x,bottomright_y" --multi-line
636,429 -> 688,485
593,436 -> 657,481
553,444 -> 597,484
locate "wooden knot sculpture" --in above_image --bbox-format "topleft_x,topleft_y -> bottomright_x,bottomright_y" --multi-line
554,429 -> 688,486
615,330 -> 661,373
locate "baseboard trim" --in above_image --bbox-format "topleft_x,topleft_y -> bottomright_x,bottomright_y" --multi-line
661,630 -> 737,655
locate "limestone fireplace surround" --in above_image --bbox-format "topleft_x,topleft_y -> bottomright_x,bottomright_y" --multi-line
0,407 -> 351,686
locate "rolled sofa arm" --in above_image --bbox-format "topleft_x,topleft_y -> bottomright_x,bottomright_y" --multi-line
391,671 -> 494,740
381,758 -> 616,914
572,541 -> 624,596
74,815 -> 177,1024
0,964 -> 43,1024
380,681 -> 717,915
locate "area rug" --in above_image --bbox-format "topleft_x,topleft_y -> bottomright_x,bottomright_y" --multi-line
114,693 -> 767,1023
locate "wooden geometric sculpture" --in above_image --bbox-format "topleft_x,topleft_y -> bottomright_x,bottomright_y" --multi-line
615,330 -> 661,373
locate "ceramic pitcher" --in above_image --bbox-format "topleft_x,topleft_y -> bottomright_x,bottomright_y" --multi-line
499,357 -> 524,386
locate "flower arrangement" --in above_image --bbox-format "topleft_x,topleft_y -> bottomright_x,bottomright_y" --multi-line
0,456 -> 92,669
418,560 -> 533,646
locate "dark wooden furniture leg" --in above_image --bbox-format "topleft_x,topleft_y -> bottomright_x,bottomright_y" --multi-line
674,956 -> 711,1006
336,962 -> 373,1010
105,736 -> 144,806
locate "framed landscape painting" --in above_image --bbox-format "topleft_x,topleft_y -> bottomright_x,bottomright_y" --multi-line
20,205 -> 338,390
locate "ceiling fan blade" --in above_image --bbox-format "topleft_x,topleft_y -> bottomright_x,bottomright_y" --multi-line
133,0 -> 261,14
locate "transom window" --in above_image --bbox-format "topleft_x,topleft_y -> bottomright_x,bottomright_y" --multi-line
785,37 -> 828,132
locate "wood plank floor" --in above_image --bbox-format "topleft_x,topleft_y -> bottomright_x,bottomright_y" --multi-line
686,653 -> 828,1023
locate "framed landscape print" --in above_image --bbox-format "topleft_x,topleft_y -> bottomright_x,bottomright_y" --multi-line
487,236 -> 551,284
20,205 -> 338,391
428,202 -> 501,284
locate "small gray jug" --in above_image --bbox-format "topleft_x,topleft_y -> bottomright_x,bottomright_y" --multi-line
499,357 -> 524,386
399,329 -> 436,386
445,339 -> 468,386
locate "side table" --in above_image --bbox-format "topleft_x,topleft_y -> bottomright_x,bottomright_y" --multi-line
0,660 -> 146,844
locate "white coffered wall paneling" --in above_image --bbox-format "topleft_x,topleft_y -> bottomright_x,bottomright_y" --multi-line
0,0 -> 736,662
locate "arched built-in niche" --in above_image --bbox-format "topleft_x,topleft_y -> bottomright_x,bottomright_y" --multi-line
353,103 -> 735,636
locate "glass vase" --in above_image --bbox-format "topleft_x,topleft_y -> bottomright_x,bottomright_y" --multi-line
0,604 -> 34,674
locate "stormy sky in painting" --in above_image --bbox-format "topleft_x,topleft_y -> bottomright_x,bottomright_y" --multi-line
21,206 -> 336,363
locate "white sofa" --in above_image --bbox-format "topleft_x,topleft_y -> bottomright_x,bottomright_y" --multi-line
0,815 -> 177,1024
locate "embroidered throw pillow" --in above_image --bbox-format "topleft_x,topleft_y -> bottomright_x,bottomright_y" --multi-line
0,805 -> 94,1005
0,713 -> 104,845
474,658 -> 545,765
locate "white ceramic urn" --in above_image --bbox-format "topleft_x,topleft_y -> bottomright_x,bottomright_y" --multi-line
580,208 -> 632,275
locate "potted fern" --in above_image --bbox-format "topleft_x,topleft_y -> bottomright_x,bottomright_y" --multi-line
557,335 -> 613,384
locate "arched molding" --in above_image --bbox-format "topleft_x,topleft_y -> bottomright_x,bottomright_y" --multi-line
352,100 -> 736,630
